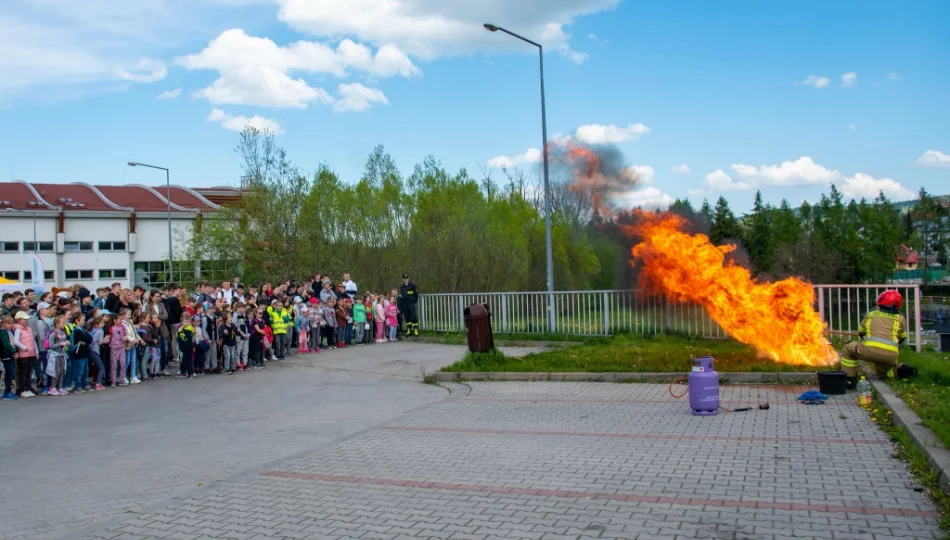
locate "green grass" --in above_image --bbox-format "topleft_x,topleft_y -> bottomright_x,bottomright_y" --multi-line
886,348 -> 950,449
867,394 -> 950,534
441,333 -> 818,373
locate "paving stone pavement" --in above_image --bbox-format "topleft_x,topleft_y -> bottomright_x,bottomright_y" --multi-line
0,341 -> 499,540
61,381 -> 943,540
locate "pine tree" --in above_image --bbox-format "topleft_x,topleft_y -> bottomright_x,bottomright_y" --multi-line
743,190 -> 775,272
710,196 -> 739,245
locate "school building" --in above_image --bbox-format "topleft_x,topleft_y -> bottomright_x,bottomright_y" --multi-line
0,180 -> 241,292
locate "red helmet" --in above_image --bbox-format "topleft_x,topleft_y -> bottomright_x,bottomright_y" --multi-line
877,290 -> 903,310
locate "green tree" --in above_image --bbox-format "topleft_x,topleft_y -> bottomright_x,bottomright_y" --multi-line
742,190 -> 775,272
709,196 -> 739,245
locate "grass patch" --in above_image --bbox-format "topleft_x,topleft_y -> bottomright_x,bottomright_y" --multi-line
420,330 -> 606,345
867,394 -> 950,533
441,333 -> 817,373
886,348 -> 950,449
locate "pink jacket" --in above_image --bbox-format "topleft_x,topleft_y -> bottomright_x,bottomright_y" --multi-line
14,324 -> 37,357
385,304 -> 398,327
109,323 -> 127,349
374,303 -> 385,323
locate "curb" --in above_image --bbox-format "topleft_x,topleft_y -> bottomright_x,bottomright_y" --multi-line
433,371 -> 818,383
416,337 -> 581,348
867,373 -> 950,494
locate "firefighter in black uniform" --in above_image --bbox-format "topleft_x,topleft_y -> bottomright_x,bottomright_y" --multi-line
399,273 -> 420,337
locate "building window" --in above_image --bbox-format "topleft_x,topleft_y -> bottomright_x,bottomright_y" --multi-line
23,271 -> 56,281
1,271 -> 18,280
64,241 -> 93,252
23,241 -> 54,252
65,270 -> 94,280
99,269 -> 128,279
98,241 -> 127,251
1,242 -> 19,252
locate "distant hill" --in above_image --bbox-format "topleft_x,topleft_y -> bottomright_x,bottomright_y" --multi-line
894,194 -> 950,213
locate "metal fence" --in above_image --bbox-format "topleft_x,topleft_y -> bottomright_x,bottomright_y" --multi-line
418,284 -> 922,352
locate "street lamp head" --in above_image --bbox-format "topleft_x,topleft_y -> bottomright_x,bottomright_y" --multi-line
127,162 -> 137,167
483,23 -> 499,32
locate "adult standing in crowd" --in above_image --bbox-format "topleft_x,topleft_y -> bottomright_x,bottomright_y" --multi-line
342,273 -> 358,300
399,273 -> 420,337
218,280 -> 235,304
104,282 -> 122,314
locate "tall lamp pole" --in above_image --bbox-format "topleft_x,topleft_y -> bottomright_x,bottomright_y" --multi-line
128,162 -> 174,282
484,23 -> 555,332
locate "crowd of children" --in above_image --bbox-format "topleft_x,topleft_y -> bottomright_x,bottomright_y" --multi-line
0,273 -> 416,400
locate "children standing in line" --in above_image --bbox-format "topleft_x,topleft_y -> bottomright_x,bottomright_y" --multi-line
69,313 -> 92,393
88,317 -> 106,390
323,298 -> 338,350
219,311 -> 238,374
176,314 -> 196,379
352,296 -> 367,345
233,304 -> 250,368
2,316 -> 17,399
385,297 -> 399,342
334,298 -> 348,348
309,300 -> 324,352
374,296 -> 386,343
109,315 -> 127,387
46,316 -> 69,395
296,307 -> 310,354
120,309 -> 140,384
248,308 -> 265,370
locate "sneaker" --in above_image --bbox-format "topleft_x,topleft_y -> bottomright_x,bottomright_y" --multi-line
95,383 -> 105,391
131,378 -> 141,384
48,389 -> 60,396
2,393 -> 17,400
122,378 -> 129,385
110,384 -> 117,389
21,390 -> 36,398
42,388 -> 50,396
176,374 -> 187,379
162,370 -> 170,376
76,388 -> 87,394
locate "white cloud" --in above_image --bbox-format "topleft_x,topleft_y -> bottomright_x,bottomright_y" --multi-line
687,188 -> 705,196
178,28 -> 417,109
731,156 -> 840,187
704,169 -> 750,190
848,124 -> 857,131
573,123 -> 650,145
887,71 -> 900,81
613,187 -> 675,209
796,75 -> 830,89
914,150 -> 950,168
487,147 -> 543,168
115,58 -> 167,83
671,164 -> 691,174
840,71 -> 857,87
839,173 -> 915,201
626,165 -> 654,184
157,88 -> 182,100
557,45 -> 589,64
333,82 -> 389,112
206,108 -> 283,134
275,0 -> 619,60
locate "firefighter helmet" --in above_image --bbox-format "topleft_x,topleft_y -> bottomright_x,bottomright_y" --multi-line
877,290 -> 903,310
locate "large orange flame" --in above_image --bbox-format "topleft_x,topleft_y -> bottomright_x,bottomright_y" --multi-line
554,140 -> 835,366
628,212 -> 836,366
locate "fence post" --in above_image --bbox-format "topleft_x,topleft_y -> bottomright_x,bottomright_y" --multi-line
500,293 -> 508,333
817,286 -> 825,325
458,295 -> 465,333
664,297 -> 672,334
603,292 -> 610,335
915,285 -> 922,353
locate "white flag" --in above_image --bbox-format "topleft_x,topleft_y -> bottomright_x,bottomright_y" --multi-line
28,253 -> 45,293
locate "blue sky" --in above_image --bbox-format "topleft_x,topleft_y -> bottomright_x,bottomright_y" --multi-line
1,0 -> 948,213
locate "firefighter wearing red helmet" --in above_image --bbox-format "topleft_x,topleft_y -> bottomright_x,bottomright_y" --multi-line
840,290 -> 915,389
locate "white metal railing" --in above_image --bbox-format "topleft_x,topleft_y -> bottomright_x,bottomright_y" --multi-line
418,285 -> 922,352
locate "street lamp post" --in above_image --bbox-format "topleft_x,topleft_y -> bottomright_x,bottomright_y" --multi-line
484,23 -> 555,332
128,162 -> 174,282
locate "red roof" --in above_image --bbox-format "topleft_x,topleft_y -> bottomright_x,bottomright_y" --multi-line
160,186 -> 217,211
31,183 -> 119,211
897,244 -> 920,264
0,182 -> 53,211
97,185 -> 180,213
0,181 -> 221,213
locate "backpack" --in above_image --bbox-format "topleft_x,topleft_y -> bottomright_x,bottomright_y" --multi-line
43,328 -> 54,350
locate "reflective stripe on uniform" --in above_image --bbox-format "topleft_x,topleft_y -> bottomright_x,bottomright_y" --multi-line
864,339 -> 899,353
840,357 -> 859,367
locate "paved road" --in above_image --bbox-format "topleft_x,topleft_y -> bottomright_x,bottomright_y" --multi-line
1,345 -> 943,539
0,341 -> 516,540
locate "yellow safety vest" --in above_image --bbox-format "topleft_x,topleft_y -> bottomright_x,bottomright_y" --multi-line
857,310 -> 906,354
268,307 -> 290,335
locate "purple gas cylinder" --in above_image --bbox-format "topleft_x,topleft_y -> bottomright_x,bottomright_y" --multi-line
688,356 -> 719,416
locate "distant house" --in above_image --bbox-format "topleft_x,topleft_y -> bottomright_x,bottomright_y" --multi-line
896,244 -> 920,270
